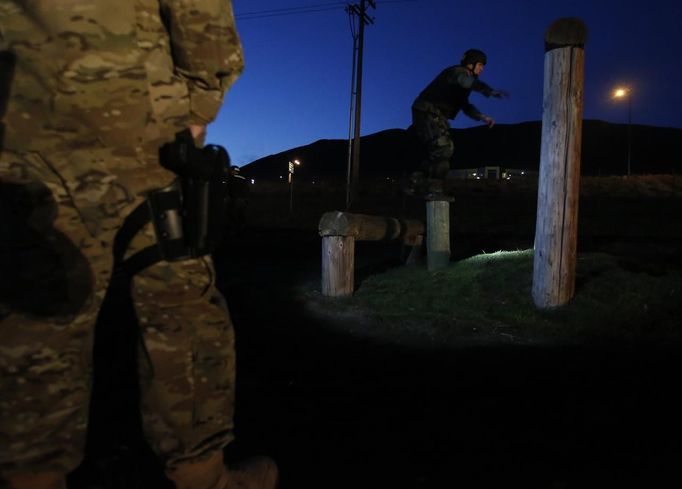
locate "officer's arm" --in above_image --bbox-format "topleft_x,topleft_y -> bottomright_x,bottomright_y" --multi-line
454,70 -> 476,90
454,70 -> 497,98
462,103 -> 485,121
463,104 -> 495,127
159,0 -> 244,126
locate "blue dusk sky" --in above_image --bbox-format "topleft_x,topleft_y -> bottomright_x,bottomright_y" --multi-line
207,0 -> 682,166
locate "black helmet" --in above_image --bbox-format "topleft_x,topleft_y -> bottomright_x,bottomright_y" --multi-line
461,48 -> 487,66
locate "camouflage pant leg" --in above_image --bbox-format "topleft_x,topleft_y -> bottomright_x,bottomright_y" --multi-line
411,107 -> 454,177
0,150 -> 116,476
1,145 -> 235,475
127,215 -> 235,469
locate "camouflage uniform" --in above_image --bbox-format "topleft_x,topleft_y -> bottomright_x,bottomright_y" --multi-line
412,65 -> 494,179
0,0 -> 243,481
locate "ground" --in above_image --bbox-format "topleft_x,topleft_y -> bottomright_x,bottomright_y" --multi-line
69,175 -> 682,488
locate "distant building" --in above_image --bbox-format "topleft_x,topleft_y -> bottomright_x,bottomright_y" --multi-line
448,166 -> 538,180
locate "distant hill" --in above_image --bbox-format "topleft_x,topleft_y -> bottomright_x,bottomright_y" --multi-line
240,120 -> 682,182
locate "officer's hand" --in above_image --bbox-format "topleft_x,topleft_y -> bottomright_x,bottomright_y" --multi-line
188,124 -> 206,139
490,89 -> 509,99
482,116 -> 495,128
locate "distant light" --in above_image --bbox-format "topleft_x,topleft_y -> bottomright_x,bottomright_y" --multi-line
521,171 -> 525,175
294,159 -> 301,165
250,179 -> 255,184
613,87 -> 629,99
280,175 -> 283,179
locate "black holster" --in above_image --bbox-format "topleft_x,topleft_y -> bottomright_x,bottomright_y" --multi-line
113,130 -> 231,275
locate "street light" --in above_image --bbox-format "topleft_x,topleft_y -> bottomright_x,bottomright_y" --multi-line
612,86 -> 632,176
288,159 -> 300,212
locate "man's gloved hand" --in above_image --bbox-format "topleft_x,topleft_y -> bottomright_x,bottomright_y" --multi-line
490,89 -> 509,99
481,115 -> 495,128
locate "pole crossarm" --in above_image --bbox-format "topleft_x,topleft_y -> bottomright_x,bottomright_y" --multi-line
348,4 -> 374,23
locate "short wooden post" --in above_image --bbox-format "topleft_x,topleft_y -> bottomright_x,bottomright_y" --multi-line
319,211 -> 425,297
404,234 -> 424,266
426,199 -> 451,270
532,18 -> 588,308
321,235 -> 355,297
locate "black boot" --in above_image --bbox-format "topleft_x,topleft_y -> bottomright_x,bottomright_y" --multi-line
429,160 -> 450,180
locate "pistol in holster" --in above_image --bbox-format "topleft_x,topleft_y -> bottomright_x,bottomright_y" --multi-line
113,130 -> 232,275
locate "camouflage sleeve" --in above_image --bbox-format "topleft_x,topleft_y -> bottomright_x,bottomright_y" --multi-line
159,0 -> 244,125
471,79 -> 494,97
463,102 -> 485,121
453,69 -> 493,97
454,70 -> 476,89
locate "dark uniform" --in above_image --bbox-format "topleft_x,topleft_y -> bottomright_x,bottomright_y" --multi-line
0,1 -> 243,486
411,49 -> 504,180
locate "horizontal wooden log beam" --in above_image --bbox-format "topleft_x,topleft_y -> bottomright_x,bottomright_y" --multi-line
318,211 -> 424,242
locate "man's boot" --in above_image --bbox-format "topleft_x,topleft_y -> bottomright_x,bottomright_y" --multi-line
429,160 -> 450,180
3,471 -> 67,489
166,451 -> 278,489
422,160 -> 449,199
424,178 -> 445,199
225,456 -> 279,489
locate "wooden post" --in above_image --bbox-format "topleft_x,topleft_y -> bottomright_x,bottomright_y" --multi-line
319,211 -> 425,297
321,235 -> 355,297
532,18 -> 588,309
404,234 -> 424,266
426,199 -> 451,271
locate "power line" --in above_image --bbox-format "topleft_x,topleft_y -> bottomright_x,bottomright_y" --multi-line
235,0 -> 414,21
235,2 -> 346,20
237,1 -> 344,15
236,8 -> 341,20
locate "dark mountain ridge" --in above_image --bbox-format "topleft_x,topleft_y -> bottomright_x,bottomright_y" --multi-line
240,120 -> 681,182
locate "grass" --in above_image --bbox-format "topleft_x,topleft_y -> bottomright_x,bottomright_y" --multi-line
322,249 -> 682,346
279,175 -> 682,347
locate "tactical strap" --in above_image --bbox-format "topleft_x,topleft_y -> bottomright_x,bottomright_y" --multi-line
113,200 -> 163,277
113,186 -> 190,277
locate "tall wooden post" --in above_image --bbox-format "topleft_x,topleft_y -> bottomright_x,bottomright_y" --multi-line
532,18 -> 588,309
426,199 -> 451,271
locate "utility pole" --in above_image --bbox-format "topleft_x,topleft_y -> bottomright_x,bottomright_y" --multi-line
345,0 -> 376,209
626,94 -> 632,176
612,86 -> 633,176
